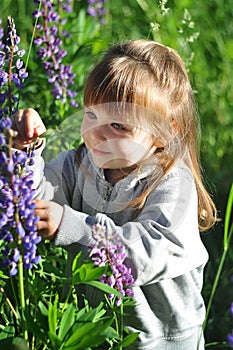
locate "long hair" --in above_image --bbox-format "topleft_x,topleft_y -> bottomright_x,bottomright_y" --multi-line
79,39 -> 217,231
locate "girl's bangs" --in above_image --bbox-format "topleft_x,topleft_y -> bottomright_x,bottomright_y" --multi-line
84,60 -> 165,127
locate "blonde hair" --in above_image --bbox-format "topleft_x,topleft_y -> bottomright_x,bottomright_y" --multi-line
79,39 -> 217,231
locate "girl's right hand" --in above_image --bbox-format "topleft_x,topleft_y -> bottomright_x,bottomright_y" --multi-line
11,108 -> 46,149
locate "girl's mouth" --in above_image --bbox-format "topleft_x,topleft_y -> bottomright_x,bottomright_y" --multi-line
92,147 -> 111,155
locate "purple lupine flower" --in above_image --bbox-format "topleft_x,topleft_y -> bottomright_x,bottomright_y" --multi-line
227,333 -> 233,347
0,19 -> 4,45
90,223 -> 134,306
0,159 -> 42,276
227,296 -> 233,347
62,0 -> 73,13
87,0 -> 108,24
0,18 -> 41,276
0,17 -> 28,118
32,0 -> 78,107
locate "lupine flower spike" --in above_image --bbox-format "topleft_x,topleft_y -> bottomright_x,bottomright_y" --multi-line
90,223 -> 134,306
0,16 -> 28,119
87,0 -> 109,24
32,0 -> 78,107
0,17 -> 41,276
227,301 -> 233,347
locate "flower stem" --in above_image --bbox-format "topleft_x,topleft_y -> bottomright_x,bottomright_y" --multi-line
0,287 -> 19,320
24,0 -> 42,72
18,256 -> 28,343
199,184 -> 233,349
17,0 -> 42,110
119,302 -> 124,350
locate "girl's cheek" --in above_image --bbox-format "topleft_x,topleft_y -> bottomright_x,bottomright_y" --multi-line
80,122 -> 90,139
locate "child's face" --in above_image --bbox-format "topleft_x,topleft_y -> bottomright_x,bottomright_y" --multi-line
81,105 -> 156,169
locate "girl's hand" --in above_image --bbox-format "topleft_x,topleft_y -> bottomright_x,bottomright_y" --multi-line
11,108 -> 46,149
35,200 -> 64,240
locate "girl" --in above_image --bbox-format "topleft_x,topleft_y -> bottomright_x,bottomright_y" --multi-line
12,40 -> 217,349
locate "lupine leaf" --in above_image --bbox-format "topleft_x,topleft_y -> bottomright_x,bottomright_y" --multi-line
76,9 -> 86,44
38,300 -> 48,316
63,318 -> 116,349
75,303 -> 106,323
71,252 -> 82,272
72,262 -> 106,283
58,303 -> 76,341
85,280 -> 122,297
48,331 -> 62,349
121,332 -> 140,347
48,294 -> 58,335
0,325 -> 14,339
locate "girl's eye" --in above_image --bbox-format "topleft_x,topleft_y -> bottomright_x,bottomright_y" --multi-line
85,111 -> 96,120
111,123 -> 127,131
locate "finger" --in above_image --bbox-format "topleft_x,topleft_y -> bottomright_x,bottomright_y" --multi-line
36,220 -> 49,231
14,109 -> 45,140
36,217 -> 56,240
34,208 -> 49,221
13,110 -> 31,137
23,108 -> 46,139
33,124 -> 46,137
34,199 -> 47,209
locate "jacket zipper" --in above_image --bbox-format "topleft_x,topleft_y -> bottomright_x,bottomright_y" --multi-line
103,183 -> 112,202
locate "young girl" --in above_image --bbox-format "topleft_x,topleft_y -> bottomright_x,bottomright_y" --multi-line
12,40 -> 217,349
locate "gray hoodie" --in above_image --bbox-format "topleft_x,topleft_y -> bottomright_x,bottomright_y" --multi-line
32,142 -> 208,350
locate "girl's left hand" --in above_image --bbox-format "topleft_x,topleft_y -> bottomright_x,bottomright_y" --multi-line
35,200 -> 64,240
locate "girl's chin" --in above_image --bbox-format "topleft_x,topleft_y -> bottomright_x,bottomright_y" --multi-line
92,158 -> 136,170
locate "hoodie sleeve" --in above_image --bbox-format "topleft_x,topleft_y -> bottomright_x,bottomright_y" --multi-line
118,167 -> 209,285
29,139 -> 78,205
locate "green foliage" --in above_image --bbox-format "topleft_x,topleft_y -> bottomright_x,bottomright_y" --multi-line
0,0 -> 232,348
0,245 -> 136,349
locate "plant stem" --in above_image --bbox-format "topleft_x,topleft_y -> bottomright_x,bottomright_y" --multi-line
202,231 -> 232,331
119,302 -> 124,350
199,184 -> 233,348
24,0 -> 42,71
0,287 -> 19,320
17,0 -> 42,110
18,256 -> 28,343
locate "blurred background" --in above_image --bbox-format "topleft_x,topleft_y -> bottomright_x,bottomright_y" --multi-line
1,0 -> 233,347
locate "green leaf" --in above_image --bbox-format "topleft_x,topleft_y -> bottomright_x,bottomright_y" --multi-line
121,332 -> 140,347
0,325 -> 15,340
58,303 -> 76,341
71,252 -> 83,273
48,294 -> 59,335
63,318 -> 116,349
75,302 -> 106,323
76,9 -> 86,45
85,280 -> 122,297
48,331 -> 62,350
73,262 -> 106,284
38,300 -> 48,316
